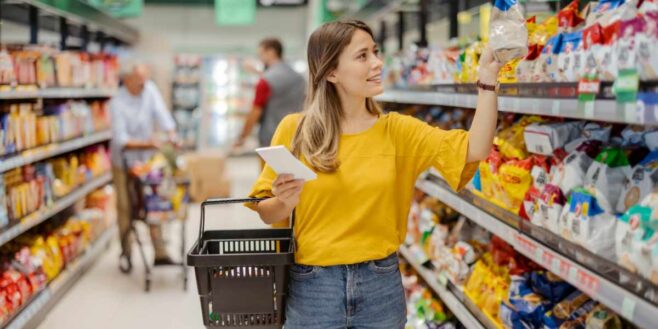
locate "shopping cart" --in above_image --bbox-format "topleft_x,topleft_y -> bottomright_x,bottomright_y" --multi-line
187,198 -> 295,328
119,149 -> 191,292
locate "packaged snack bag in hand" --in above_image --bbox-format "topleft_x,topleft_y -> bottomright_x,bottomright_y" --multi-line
490,0 -> 529,63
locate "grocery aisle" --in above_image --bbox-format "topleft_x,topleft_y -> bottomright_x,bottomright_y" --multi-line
37,156 -> 265,329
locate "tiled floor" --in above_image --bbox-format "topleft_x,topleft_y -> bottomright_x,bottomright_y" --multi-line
38,156 -> 267,329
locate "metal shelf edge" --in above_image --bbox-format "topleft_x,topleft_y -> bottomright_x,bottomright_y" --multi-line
0,131 -> 112,173
5,225 -> 115,329
0,173 -> 112,247
399,245 -> 486,329
0,89 -> 116,100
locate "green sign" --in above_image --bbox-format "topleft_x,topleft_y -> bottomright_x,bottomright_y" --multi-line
88,0 -> 143,18
215,0 -> 256,26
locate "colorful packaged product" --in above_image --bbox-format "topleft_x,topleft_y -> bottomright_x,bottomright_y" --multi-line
585,147 -> 632,213
529,271 -> 576,303
617,151 -> 658,213
490,0 -> 529,63
637,12 -> 658,80
524,121 -> 583,156
543,291 -> 597,329
560,189 -> 617,258
550,140 -> 602,198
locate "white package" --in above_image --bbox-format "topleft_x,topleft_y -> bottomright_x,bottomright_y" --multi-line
490,0 -> 529,63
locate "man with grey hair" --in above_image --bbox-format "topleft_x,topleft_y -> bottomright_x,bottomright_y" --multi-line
110,61 -> 178,272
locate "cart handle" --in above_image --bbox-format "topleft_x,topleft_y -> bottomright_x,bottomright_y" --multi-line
198,198 -> 296,250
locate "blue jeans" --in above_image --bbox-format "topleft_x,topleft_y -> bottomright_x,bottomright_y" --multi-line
284,252 -> 406,329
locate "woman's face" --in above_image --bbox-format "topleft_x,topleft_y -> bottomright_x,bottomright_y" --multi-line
329,29 -> 384,98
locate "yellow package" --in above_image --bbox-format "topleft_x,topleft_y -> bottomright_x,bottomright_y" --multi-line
462,42 -> 484,83
499,58 -> 521,83
46,235 -> 64,278
531,16 -> 558,47
498,159 -> 534,213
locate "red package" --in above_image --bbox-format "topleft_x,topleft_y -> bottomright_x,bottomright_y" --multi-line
558,0 -> 586,30
583,24 -> 604,49
4,270 -> 31,305
0,288 -> 9,324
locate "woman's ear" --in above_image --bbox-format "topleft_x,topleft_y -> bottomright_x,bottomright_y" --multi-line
326,70 -> 338,84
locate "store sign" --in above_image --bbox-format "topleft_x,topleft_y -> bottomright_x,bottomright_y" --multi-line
215,0 -> 256,26
257,0 -> 307,6
88,0 -> 143,18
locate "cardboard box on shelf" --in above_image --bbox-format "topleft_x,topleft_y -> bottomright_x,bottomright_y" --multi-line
180,151 -> 231,202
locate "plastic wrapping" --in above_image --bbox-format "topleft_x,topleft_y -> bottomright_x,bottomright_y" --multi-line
490,0 -> 529,63
585,148 -> 632,213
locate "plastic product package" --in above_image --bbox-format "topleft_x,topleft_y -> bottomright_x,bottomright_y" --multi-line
617,151 -> 658,213
524,121 -> 584,156
550,140 -> 602,198
560,189 -> 617,258
558,1 -> 586,32
499,158 -> 534,213
535,184 -> 568,232
558,31 -> 585,81
529,271 -> 576,303
585,304 -> 623,329
490,0 -> 529,63
585,148 -> 633,213
536,34 -> 564,81
615,205 -> 652,274
508,275 -> 552,328
600,21 -> 622,81
582,23 -> 606,79
617,17 -> 645,74
543,291 -> 596,329
637,12 -> 658,80
588,0 -> 637,27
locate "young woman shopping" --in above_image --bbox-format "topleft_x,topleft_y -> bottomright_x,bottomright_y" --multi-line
247,20 -> 503,328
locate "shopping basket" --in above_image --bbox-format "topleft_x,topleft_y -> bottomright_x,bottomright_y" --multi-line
187,198 -> 295,328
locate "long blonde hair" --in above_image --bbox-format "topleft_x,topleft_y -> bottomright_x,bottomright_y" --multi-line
291,20 -> 382,172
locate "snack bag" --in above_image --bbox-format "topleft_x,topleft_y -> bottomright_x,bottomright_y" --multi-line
509,275 -> 551,328
499,158 -> 535,213
588,0 -> 636,27
582,23 -> 606,79
556,31 -> 585,81
529,271 -> 576,303
558,0 -> 586,32
490,0 -> 529,63
616,17 -> 645,74
563,189 -> 617,257
524,121 -> 584,156
521,156 -> 551,222
600,21 -> 622,81
617,151 -> 658,213
0,48 -> 17,87
536,184 -> 568,232
532,33 -> 564,82
496,116 -> 544,160
616,205 -> 651,273
637,12 -> 658,80
543,291 -> 596,329
585,148 -> 633,213
550,141 -> 602,197
585,304 -> 623,329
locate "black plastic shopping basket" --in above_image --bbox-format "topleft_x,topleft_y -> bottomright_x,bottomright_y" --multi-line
187,198 -> 295,328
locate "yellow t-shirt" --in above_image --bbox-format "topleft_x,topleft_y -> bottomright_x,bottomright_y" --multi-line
248,112 -> 477,266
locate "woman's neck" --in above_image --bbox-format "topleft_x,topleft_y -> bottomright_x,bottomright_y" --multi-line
339,93 -> 370,121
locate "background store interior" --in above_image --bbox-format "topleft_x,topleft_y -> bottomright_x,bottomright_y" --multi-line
1,0 -> 658,328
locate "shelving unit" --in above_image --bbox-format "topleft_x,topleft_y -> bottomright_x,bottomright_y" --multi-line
0,89 -> 116,100
0,130 -> 112,173
399,245 -> 491,329
0,172 -> 112,247
376,82 -> 658,125
415,174 -> 658,329
4,225 -> 115,329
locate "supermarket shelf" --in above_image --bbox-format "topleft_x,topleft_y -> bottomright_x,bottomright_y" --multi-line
0,88 -> 116,100
0,130 -> 112,173
5,225 -> 115,329
375,90 -> 648,125
399,245 -> 487,329
0,0 -> 138,44
415,176 -> 658,329
0,173 -> 112,247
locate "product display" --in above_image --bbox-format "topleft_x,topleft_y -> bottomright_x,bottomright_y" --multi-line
0,100 -> 110,157
1,146 -> 110,225
0,192 -> 112,326
0,46 -> 118,91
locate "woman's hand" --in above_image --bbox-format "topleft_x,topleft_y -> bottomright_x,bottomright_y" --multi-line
272,174 -> 305,209
478,47 -> 504,85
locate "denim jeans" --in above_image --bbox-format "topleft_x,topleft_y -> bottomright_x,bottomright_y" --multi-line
284,252 -> 406,329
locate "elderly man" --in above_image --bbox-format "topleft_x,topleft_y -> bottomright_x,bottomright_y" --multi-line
110,62 -> 178,272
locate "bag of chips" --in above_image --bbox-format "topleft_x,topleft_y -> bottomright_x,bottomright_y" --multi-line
490,0 -> 529,63
556,31 -> 585,81
536,184 -> 568,232
585,304 -> 623,329
616,205 -> 651,273
500,158 -> 535,213
530,271 -> 576,303
509,275 -> 552,328
563,189 -> 617,257
637,12 -> 658,80
617,151 -> 658,213
543,291 -> 597,329
582,23 -> 606,79
550,140 -> 602,198
585,148 -> 633,213
558,0 -> 586,32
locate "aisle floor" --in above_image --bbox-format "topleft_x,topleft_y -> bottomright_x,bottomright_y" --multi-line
38,156 -> 266,329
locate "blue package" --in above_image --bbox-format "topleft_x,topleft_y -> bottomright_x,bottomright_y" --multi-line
472,168 -> 482,192
509,275 -> 553,328
593,0 -> 626,14
530,271 -> 576,304
543,291 -> 597,329
493,0 -> 519,11
500,301 -> 526,329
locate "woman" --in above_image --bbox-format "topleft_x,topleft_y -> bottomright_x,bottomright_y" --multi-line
248,20 -> 503,328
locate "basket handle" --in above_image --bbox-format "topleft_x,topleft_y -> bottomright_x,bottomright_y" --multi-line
198,198 -> 296,250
